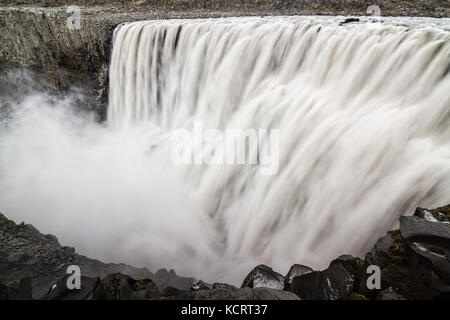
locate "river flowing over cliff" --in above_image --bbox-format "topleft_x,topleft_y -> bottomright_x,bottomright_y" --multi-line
1,16 -> 450,284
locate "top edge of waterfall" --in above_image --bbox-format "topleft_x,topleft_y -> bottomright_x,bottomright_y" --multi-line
114,15 -> 450,30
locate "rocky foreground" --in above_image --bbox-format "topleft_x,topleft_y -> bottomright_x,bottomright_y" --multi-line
1,205 -> 449,300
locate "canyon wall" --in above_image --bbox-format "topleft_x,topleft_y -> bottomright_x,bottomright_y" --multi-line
0,2 -> 448,117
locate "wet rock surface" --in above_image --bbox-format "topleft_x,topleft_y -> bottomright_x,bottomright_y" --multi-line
288,258 -> 356,300
241,264 -> 285,290
0,205 -> 449,300
284,264 -> 313,288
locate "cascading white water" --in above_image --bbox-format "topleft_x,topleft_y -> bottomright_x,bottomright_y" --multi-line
1,16 -> 449,285
106,16 -> 450,281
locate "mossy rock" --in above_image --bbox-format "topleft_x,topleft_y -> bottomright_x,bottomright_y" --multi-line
388,230 -> 409,267
430,204 -> 450,223
0,214 -> 16,230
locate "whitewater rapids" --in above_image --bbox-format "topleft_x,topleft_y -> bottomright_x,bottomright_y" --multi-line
1,16 -> 450,284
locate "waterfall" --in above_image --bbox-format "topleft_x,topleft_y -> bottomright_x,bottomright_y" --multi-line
108,16 -> 450,281
1,16 -> 449,285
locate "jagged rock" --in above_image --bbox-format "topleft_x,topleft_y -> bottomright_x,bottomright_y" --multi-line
284,264 -> 313,288
241,265 -> 284,290
153,268 -> 194,291
414,207 -> 440,222
191,280 -> 213,292
212,282 -> 238,290
0,212 -> 191,298
44,275 -> 100,300
399,213 -> 450,283
330,255 -> 365,276
161,286 -> 185,298
360,229 -> 439,299
127,277 -> 161,300
364,232 -> 396,269
289,262 -> 354,300
89,273 -> 160,300
329,255 -> 365,292
0,278 -> 32,300
428,204 -> 450,223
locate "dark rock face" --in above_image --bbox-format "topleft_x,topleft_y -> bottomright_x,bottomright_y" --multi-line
0,278 -> 32,300
289,260 -> 355,300
358,205 -> 450,300
241,265 -> 284,290
212,282 -> 238,290
161,286 -> 185,298
287,203 -> 450,301
153,268 -> 194,291
44,275 -> 100,300
400,214 -> 450,283
191,280 -> 213,292
284,264 -> 313,288
359,229 -> 436,300
0,213 -> 192,299
90,273 -> 160,300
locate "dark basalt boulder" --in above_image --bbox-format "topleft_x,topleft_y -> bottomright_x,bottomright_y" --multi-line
161,286 -> 185,298
339,18 -> 360,25
399,213 -> 450,284
153,268 -> 194,291
330,255 -> 365,279
359,229 -> 440,300
44,275 -> 100,300
414,207 -> 440,222
0,278 -> 32,300
191,280 -> 213,292
284,264 -> 313,288
89,273 -> 160,300
241,264 -> 284,290
289,261 -> 355,300
212,282 -> 238,290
